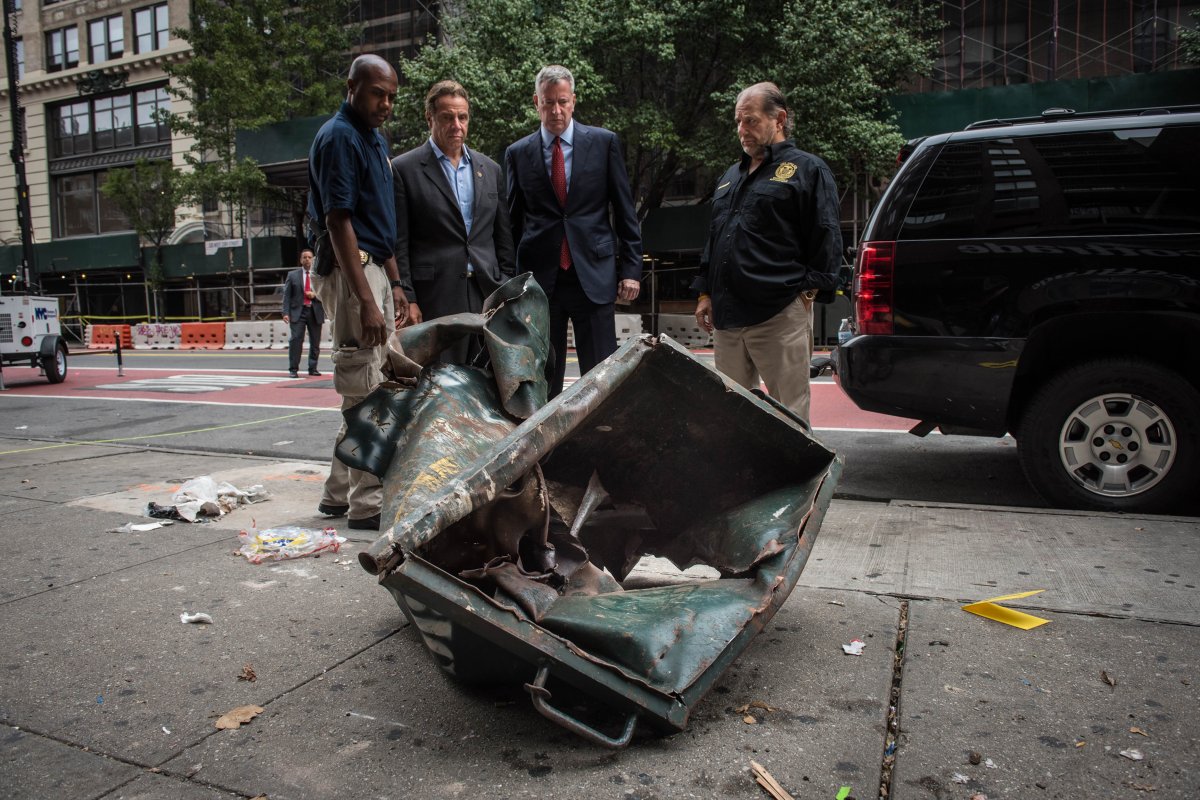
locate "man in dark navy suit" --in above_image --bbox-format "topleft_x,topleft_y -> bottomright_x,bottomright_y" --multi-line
504,64 -> 642,397
282,248 -> 326,377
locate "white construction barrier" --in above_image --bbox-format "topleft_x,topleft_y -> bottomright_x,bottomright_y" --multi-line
224,321 -> 275,350
656,314 -> 713,349
131,322 -> 182,350
615,313 -> 644,344
268,321 -> 291,349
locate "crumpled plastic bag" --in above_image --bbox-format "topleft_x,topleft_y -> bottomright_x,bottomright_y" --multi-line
237,526 -> 345,564
146,476 -> 270,523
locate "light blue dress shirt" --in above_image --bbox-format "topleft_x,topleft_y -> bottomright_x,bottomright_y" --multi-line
539,120 -> 574,191
429,138 -> 475,273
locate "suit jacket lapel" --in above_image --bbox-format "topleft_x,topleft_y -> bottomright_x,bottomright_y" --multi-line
565,124 -> 589,210
419,141 -> 459,214
468,146 -> 487,229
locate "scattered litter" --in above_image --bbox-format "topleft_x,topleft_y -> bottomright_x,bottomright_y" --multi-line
962,589 -> 1050,629
1075,740 -> 1086,748
943,684 -> 966,694
111,521 -> 175,533
161,726 -> 170,734
736,701 -> 779,713
147,476 -> 269,523
842,639 -> 865,656
984,758 -> 997,769
835,788 -> 852,800
969,794 -> 988,800
180,612 -> 214,625
929,640 -> 950,646
1130,726 -> 1148,737
749,760 -> 794,800
97,695 -> 103,705
743,715 -> 757,724
827,600 -> 845,606
952,772 -> 970,784
237,526 -> 345,563
214,704 -> 264,730
271,440 -> 294,446
1119,749 -> 1144,761
968,750 -> 982,764
1102,670 -> 1118,688
238,664 -> 257,682
14,425 -> 27,430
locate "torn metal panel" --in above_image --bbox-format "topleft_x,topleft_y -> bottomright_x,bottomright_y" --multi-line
340,273 -> 840,747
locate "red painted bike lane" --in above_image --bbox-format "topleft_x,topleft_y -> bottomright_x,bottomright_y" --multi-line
0,363 -> 917,430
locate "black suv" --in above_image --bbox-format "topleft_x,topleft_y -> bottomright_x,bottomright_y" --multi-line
834,106 -> 1200,514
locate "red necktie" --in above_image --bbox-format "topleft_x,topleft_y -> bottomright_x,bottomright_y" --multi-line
303,271 -> 312,306
551,136 -> 571,270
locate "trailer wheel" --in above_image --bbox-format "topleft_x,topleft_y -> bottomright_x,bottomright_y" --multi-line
43,343 -> 68,384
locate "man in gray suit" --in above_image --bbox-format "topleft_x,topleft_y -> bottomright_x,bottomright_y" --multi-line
282,248 -> 326,377
391,80 -> 516,364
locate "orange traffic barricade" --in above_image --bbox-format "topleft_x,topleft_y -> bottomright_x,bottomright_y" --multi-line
88,324 -> 132,349
179,322 -> 227,350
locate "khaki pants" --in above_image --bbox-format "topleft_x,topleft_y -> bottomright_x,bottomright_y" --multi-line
713,294 -> 814,422
316,263 -> 394,520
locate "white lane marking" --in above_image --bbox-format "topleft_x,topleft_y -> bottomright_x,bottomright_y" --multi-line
93,374 -> 296,392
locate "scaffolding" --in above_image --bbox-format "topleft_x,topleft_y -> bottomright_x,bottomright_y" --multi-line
912,0 -> 1198,92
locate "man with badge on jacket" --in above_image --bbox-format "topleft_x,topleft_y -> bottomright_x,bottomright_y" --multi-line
282,248 -> 325,377
505,64 -> 642,398
391,80 -> 515,364
692,81 -> 842,423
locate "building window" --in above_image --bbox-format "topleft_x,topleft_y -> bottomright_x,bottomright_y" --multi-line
94,94 -> 134,150
46,26 -> 80,73
89,15 -> 125,64
50,85 -> 170,158
53,171 -> 131,238
135,86 -> 170,144
134,4 -> 169,54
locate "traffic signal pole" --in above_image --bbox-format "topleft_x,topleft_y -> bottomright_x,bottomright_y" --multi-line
4,0 -> 37,295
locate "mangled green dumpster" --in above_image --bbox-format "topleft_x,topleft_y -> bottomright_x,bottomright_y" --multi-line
342,273 -> 841,747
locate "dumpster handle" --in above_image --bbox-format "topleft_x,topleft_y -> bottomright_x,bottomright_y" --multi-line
750,388 -> 812,433
524,665 -> 637,749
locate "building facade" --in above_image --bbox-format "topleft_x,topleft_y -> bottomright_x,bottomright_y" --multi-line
0,0 -> 437,335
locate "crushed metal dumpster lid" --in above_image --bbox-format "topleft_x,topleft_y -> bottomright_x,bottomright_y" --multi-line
339,273 -> 841,747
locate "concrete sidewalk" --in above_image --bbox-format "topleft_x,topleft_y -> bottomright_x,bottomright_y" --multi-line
1,445 -> 1196,799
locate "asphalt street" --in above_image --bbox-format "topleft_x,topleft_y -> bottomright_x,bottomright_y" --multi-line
0,344 -> 1195,800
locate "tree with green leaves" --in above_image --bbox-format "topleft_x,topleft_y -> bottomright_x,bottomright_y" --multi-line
1180,12 -> 1200,65
164,0 -> 358,224
101,159 -> 181,319
394,0 -> 938,215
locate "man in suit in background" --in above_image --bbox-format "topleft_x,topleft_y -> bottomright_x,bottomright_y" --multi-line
392,80 -> 515,364
505,64 -> 642,397
282,248 -> 325,378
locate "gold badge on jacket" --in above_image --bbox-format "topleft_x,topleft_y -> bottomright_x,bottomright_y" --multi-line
772,162 -> 797,182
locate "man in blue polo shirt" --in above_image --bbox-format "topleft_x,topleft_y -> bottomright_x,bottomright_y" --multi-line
307,53 -> 410,531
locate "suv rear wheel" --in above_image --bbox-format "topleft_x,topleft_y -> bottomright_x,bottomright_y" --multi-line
1017,358 -> 1199,513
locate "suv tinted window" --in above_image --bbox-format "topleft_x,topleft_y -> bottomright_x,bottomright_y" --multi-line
900,125 -> 1200,239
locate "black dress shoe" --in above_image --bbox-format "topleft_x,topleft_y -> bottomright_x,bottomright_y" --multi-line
308,369 -> 322,376
318,502 -> 349,517
289,370 -> 299,378
347,514 -> 381,531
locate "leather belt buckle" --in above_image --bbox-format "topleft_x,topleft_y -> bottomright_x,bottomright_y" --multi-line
357,250 -> 370,266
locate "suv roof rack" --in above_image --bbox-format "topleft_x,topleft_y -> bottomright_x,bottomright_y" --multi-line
963,104 -> 1200,131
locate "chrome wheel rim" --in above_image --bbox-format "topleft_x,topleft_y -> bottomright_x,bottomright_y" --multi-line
1058,393 -> 1176,498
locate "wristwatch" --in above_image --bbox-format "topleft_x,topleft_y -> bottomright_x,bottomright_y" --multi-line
389,280 -> 404,289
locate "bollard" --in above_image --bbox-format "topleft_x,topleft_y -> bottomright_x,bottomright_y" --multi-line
115,337 -> 124,377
